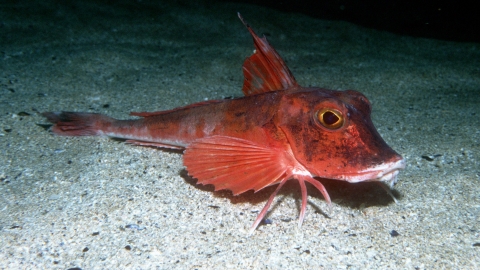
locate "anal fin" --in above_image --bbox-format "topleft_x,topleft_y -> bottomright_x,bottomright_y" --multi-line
125,140 -> 184,150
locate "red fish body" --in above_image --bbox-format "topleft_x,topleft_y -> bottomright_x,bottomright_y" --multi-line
43,14 -> 405,232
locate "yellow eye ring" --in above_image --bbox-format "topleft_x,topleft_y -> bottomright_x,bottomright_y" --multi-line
317,108 -> 344,130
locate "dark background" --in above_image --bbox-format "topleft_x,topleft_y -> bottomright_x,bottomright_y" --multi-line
228,0 -> 479,42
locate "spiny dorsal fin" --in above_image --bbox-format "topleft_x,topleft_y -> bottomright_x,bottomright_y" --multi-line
238,13 -> 298,96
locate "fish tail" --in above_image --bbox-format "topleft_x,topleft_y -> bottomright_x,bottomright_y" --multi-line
42,111 -> 114,136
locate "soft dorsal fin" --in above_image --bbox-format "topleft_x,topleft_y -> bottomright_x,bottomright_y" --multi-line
130,100 -> 223,117
238,13 -> 298,96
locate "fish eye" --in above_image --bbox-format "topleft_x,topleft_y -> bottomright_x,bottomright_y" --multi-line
316,108 -> 344,129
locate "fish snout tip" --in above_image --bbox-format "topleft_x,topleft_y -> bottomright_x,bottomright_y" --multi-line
380,158 -> 406,189
393,157 -> 406,170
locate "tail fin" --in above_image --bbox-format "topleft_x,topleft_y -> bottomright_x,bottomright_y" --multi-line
42,111 -> 113,136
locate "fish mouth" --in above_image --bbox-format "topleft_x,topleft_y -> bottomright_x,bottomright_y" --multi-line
334,158 -> 406,188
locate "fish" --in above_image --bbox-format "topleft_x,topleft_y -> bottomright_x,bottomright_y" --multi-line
42,13 -> 406,233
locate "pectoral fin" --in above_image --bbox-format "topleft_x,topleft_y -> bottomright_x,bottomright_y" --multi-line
238,13 -> 298,96
183,136 -> 290,195
184,135 -> 333,232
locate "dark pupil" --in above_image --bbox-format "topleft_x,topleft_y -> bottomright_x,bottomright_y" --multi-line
323,111 -> 339,125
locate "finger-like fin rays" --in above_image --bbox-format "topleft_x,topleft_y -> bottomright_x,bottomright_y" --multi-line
249,177 -> 289,234
249,175 -> 332,234
376,182 -> 399,203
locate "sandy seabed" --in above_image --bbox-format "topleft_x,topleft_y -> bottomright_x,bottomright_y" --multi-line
1,1 -> 479,269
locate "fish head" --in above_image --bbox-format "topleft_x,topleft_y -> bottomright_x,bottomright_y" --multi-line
277,88 -> 405,188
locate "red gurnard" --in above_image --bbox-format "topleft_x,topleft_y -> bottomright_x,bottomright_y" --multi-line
43,14 -> 405,232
